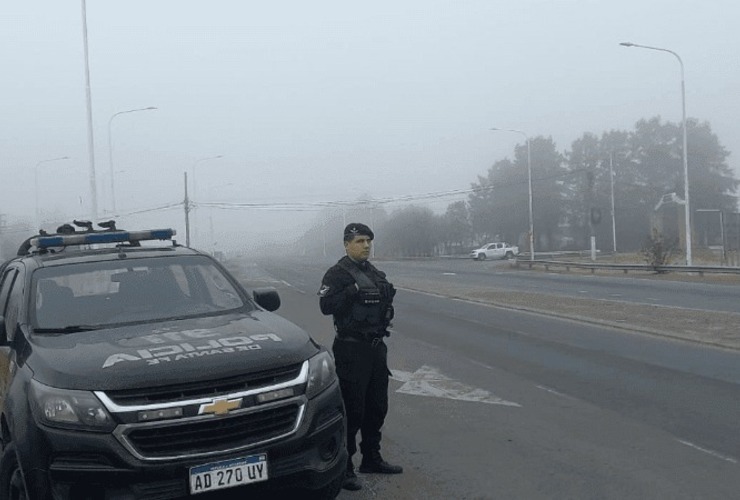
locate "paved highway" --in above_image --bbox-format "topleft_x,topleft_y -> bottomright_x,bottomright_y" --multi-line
228,257 -> 740,499
381,258 -> 740,314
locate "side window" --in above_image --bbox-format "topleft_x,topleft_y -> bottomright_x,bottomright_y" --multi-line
4,267 -> 25,340
0,268 -> 18,318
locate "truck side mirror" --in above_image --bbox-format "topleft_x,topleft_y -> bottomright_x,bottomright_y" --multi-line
252,288 -> 281,312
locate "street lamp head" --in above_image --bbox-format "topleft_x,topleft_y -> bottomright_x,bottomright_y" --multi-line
619,42 -> 634,47
193,155 -> 224,166
145,106 -> 158,110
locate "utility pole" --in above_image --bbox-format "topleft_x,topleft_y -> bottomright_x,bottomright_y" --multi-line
609,152 -> 617,254
184,172 -> 191,247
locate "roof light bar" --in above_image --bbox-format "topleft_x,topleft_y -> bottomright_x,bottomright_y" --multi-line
31,229 -> 176,249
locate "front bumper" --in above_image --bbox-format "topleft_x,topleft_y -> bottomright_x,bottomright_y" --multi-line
24,383 -> 346,500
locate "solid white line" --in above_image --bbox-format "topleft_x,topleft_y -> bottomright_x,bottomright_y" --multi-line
677,439 -> 738,464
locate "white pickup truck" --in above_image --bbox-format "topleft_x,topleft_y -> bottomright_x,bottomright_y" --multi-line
469,242 -> 519,260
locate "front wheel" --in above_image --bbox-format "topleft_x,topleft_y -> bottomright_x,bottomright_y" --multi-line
300,474 -> 344,500
505,251 -> 514,260
0,442 -> 29,500
476,253 -> 486,261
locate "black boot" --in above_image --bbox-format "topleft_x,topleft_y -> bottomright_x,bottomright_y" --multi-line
359,452 -> 403,474
342,458 -> 362,491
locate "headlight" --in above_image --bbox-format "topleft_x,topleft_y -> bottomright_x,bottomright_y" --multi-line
306,351 -> 337,399
30,379 -> 116,432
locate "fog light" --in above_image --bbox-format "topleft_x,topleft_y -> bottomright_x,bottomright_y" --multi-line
319,434 -> 339,461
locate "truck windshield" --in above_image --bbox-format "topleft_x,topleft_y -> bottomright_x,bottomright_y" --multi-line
31,255 -> 250,331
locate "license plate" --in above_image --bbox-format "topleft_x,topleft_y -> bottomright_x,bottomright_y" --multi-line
189,454 -> 268,495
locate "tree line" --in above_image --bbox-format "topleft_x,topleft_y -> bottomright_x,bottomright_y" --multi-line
305,115 -> 738,258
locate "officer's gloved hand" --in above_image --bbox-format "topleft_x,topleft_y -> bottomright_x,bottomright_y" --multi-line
358,287 -> 381,305
378,283 -> 396,300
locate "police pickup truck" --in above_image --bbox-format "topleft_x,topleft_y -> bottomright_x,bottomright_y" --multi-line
0,224 -> 346,499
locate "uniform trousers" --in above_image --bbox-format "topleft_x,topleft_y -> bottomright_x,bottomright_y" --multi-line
332,336 -> 389,459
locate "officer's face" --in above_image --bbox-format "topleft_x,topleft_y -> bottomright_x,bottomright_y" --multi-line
345,235 -> 372,262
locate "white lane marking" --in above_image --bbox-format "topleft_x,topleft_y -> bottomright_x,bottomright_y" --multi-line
677,439 -> 738,464
391,365 -> 520,407
470,359 -> 494,370
535,385 -> 577,400
280,280 -> 305,294
442,272 -> 456,276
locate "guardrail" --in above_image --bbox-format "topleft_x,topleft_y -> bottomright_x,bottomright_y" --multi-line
514,259 -> 740,276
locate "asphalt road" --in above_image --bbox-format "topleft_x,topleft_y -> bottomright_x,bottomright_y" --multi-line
229,256 -> 740,500
381,258 -> 740,314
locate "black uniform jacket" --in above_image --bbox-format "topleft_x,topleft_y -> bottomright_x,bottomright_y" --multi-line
319,256 -> 395,337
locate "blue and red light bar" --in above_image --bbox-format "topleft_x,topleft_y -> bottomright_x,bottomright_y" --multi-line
31,229 -> 176,249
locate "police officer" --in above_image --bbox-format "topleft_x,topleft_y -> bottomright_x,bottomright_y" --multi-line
318,223 -> 403,491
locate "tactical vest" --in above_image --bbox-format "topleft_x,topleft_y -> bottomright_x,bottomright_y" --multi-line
335,259 -> 392,336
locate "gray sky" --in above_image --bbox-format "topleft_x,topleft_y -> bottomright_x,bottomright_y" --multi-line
2,1 -> 738,251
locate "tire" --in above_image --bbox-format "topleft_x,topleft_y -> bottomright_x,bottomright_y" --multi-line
0,442 -> 29,500
505,251 -> 514,260
476,253 -> 486,261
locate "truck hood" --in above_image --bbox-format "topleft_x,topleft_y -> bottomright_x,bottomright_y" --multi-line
27,311 -> 319,391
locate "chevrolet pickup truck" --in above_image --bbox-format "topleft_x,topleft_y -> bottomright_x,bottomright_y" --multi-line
0,225 -> 346,499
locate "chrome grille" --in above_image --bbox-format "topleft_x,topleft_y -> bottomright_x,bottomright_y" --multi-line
118,401 -> 303,460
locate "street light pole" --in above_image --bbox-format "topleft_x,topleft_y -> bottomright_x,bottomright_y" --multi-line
609,152 -> 617,253
107,106 -> 157,215
490,128 -> 534,261
620,42 -> 692,266
35,156 -> 70,230
192,155 -> 223,247
80,0 -> 98,222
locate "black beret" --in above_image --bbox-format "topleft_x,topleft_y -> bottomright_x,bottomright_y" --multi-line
343,223 -> 374,241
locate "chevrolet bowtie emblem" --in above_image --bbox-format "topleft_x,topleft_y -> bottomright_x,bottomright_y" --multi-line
199,397 -> 242,416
